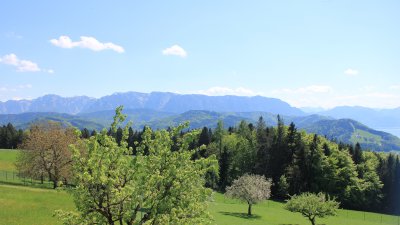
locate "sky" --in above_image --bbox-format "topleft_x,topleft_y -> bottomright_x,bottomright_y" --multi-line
0,0 -> 399,109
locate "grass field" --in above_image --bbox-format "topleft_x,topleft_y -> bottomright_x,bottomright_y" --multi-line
0,184 -> 75,225
0,149 -> 54,188
211,193 -> 399,225
0,149 -> 399,225
0,149 -> 18,171
0,184 -> 398,225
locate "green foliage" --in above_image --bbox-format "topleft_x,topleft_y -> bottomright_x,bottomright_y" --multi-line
277,175 -> 289,199
0,123 -> 24,149
285,192 -> 339,225
57,106 -> 218,225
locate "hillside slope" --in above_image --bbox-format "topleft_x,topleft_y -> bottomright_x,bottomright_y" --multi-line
1,110 -> 399,151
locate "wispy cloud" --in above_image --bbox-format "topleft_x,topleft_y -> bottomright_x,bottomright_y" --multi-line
196,86 -> 261,96
0,87 -> 14,92
359,85 -> 375,92
162,45 -> 187,58
4,31 -> 23,39
17,84 -> 33,89
389,85 -> 400,90
344,68 -> 359,76
0,54 -> 53,73
272,85 -> 333,94
50,35 -> 125,53
0,84 -> 32,92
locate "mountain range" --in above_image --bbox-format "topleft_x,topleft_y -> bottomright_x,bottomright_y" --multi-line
0,92 -> 304,116
0,92 -> 399,152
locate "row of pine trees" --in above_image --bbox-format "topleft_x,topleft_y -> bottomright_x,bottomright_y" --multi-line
0,123 -> 24,149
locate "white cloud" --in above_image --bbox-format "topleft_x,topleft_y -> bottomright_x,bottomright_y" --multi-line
0,54 -> 45,72
162,45 -> 187,57
344,68 -> 359,76
50,35 -> 125,53
196,86 -> 261,96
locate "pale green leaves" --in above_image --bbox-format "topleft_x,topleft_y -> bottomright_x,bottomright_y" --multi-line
285,192 -> 339,225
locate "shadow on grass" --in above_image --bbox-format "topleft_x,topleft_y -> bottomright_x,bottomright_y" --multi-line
219,211 -> 261,220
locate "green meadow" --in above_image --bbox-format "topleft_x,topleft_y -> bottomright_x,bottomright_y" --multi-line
0,149 -> 18,171
0,149 -> 398,225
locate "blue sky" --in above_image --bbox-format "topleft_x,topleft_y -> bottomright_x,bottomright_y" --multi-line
0,0 -> 399,109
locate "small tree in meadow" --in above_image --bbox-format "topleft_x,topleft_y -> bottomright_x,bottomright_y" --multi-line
225,174 -> 271,216
285,192 -> 339,225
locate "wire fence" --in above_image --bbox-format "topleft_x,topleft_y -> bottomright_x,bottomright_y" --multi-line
337,208 -> 400,225
0,170 -> 54,188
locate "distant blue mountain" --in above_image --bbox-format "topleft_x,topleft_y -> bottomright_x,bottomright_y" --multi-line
0,92 -> 305,116
317,106 -> 400,137
0,95 -> 94,114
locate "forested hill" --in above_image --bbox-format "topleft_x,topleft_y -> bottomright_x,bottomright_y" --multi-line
0,92 -> 304,116
300,119 -> 400,152
315,106 -> 400,137
1,109 -> 400,152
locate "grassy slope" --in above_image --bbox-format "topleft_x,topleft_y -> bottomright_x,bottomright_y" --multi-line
0,149 -> 54,188
0,185 -> 75,225
0,184 -> 398,225
0,149 -> 18,171
211,193 -> 398,225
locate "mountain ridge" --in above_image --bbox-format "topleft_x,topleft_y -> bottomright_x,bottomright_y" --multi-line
0,92 -> 304,116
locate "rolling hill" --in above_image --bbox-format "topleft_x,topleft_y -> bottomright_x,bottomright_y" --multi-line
317,106 -> 400,137
1,109 -> 398,152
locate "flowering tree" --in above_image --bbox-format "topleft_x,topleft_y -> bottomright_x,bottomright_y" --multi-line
225,174 -> 272,216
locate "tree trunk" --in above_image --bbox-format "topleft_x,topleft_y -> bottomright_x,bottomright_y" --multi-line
309,217 -> 316,225
248,203 -> 252,216
107,217 -> 115,225
53,178 -> 58,189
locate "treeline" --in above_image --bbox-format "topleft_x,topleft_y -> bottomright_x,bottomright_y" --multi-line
0,123 -> 24,149
85,116 -> 400,214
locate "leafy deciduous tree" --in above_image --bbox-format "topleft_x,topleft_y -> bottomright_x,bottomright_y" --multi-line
285,192 -> 339,225
57,106 -> 218,225
16,121 -> 78,188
